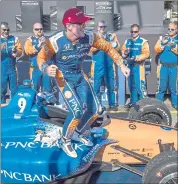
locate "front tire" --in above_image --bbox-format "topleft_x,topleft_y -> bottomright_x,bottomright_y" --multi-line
142,151 -> 178,184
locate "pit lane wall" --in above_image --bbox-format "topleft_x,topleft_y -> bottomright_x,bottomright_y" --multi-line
0,1 -> 164,32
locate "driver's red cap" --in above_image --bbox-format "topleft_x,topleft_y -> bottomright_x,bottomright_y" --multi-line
62,8 -> 91,25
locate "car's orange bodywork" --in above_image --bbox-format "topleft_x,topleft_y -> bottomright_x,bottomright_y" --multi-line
95,118 -> 177,164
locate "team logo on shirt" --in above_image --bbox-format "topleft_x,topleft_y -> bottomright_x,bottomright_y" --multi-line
64,91 -> 72,99
64,44 -> 72,51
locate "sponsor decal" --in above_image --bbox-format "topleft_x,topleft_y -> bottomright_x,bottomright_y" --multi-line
157,107 -> 170,123
62,55 -> 68,60
142,148 -> 153,152
129,124 -> 137,130
14,114 -> 22,119
1,170 -> 61,183
64,44 -> 71,50
76,11 -> 83,16
123,151 -> 153,158
18,93 -> 24,97
108,152 -> 120,155
72,139 -> 116,176
17,93 -> 30,97
68,98 -> 82,115
64,91 -> 72,99
1,141 -> 85,152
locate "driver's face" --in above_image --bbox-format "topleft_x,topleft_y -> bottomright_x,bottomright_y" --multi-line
67,23 -> 86,38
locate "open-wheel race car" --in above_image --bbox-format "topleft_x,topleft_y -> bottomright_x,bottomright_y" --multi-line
1,81 -> 177,184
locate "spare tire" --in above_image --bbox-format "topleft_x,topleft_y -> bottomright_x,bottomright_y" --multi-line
128,98 -> 172,126
142,151 -> 178,184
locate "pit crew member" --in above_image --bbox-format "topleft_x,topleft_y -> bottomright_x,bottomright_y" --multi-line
24,23 -> 51,93
90,20 -> 120,111
1,22 -> 22,104
155,21 -> 178,110
122,24 -> 150,107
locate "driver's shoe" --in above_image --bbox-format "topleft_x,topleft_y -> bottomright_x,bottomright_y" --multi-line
60,137 -> 77,158
72,131 -> 93,147
108,105 -> 118,111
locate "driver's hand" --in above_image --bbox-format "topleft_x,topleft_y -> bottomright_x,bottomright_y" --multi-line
46,65 -> 58,77
120,64 -> 130,78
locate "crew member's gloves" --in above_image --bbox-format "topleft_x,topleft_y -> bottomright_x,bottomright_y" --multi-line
167,40 -> 176,48
126,56 -> 136,64
124,48 -> 130,56
38,36 -> 46,46
34,36 -> 46,51
161,35 -> 169,46
122,48 -> 130,59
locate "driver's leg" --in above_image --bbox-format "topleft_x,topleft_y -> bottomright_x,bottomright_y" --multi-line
55,71 -> 83,158
76,73 -> 101,134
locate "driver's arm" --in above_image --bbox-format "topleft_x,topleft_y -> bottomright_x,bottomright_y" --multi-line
92,33 -> 124,66
37,40 -> 55,71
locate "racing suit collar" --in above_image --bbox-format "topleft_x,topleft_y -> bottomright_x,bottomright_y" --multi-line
169,33 -> 177,39
98,32 -> 107,39
1,35 -> 9,39
132,35 -> 140,41
64,30 -> 79,45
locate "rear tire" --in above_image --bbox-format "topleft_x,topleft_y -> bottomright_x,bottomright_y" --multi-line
128,98 -> 172,126
142,151 -> 178,184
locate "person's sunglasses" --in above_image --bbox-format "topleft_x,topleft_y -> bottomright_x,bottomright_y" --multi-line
131,31 -> 139,33
2,29 -> 10,32
168,28 -> 175,32
34,28 -> 43,31
99,26 -> 107,28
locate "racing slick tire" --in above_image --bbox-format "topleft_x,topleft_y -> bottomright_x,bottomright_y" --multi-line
128,98 -> 172,126
142,151 -> 178,184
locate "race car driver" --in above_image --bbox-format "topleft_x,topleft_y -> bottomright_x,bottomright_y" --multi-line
155,21 -> 178,110
37,8 -> 130,158
122,24 -> 150,107
1,22 -> 22,104
90,20 -> 120,111
24,23 -> 51,93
